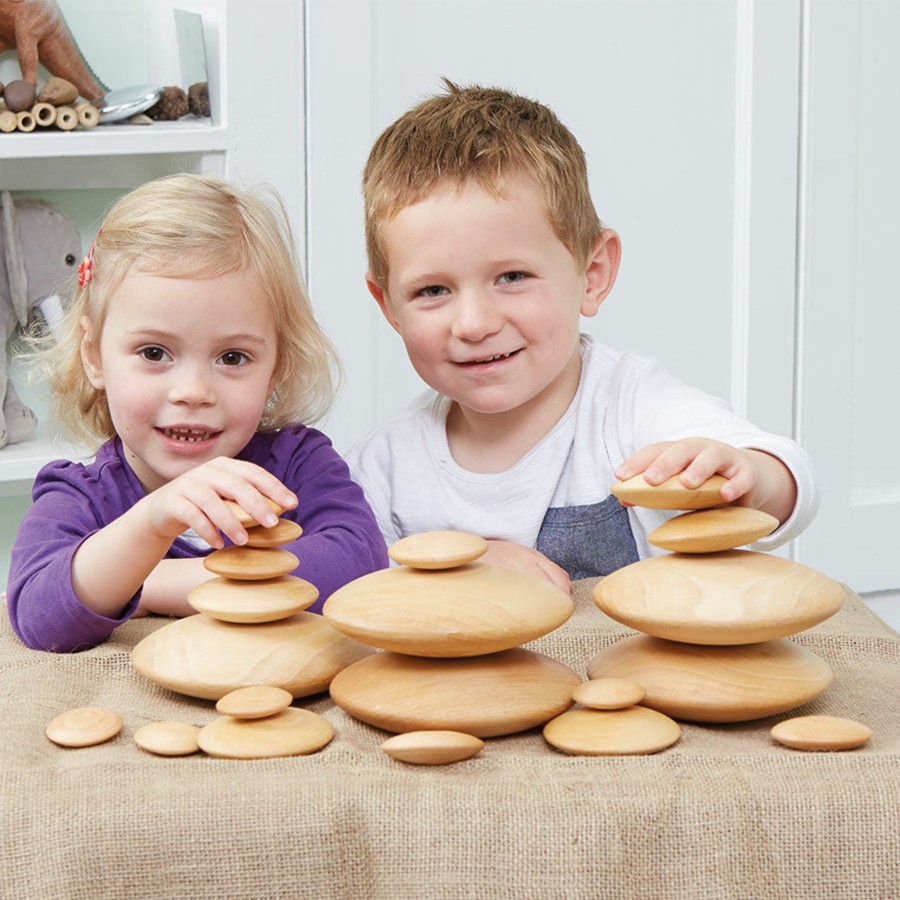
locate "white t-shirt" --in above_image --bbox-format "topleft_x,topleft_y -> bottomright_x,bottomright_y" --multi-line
346,336 -> 818,567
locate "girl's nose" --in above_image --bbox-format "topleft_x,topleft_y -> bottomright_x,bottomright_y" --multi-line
450,291 -> 503,341
167,367 -> 215,406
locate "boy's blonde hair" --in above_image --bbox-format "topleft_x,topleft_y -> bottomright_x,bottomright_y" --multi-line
42,173 -> 338,449
363,79 -> 603,289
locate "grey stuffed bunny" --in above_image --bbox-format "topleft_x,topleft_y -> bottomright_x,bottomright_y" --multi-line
0,191 -> 81,448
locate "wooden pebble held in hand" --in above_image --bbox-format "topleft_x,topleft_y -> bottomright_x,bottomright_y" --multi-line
611,474 -> 728,510
46,707 -> 122,748
771,715 -> 872,751
381,730 -> 485,765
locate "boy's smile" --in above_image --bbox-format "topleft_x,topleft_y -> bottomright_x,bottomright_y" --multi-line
369,175 -> 618,465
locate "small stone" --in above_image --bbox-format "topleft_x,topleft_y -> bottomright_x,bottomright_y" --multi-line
543,706 -> 681,756
145,85 -> 189,120
46,707 -> 122,748
38,76 -> 79,105
216,685 -> 293,720
572,678 -> 645,710
198,707 -> 334,759
188,81 -> 210,117
203,546 -> 299,580
389,530 -> 488,569
134,721 -> 201,756
3,79 -> 36,113
244,518 -> 303,547
771,715 -> 872,751
381,730 -> 484,765
611,474 -> 728,510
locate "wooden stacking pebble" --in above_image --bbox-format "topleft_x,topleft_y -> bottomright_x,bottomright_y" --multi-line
381,730 -> 485,765
133,721 -> 201,757
188,575 -> 318,623
215,685 -> 293,720
244,519 -> 303,548
324,562 -> 573,657
46,707 -> 122,748
593,550 -> 846,645
330,647 -> 581,737
388,530 -> 488,569
203,546 -> 299,580
647,506 -> 779,553
223,498 -> 284,527
572,677 -> 646,710
770,715 -> 872,751
587,634 -> 833,723
132,612 -> 372,700
543,706 -> 681,756
199,707 -> 334,759
611,473 -> 728,510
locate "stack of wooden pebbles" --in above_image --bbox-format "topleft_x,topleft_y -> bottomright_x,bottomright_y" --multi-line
586,475 -> 848,729
131,501 -> 372,757
323,531 -> 581,763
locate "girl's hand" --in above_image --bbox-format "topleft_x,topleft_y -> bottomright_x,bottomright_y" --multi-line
140,457 -> 298,549
481,540 -> 572,594
615,438 -> 796,523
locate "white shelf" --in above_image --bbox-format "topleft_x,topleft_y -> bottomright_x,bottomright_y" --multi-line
0,421 -> 87,494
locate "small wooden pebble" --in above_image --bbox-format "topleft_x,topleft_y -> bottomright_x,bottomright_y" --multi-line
648,506 -> 779,553
133,721 -> 201,757
381,730 -> 485,765
611,474 -> 728,510
198,707 -> 334,759
388,530 -> 488,569
572,678 -> 645,710
203,546 -> 299,580
46,707 -> 122,748
216,685 -> 293,720
543,706 -> 681,756
771,715 -> 872,751
188,575 -> 318,623
223,498 -> 285,528
244,519 -> 303,547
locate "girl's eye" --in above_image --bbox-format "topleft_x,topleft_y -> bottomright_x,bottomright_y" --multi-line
218,350 -> 249,367
498,271 -> 528,285
139,346 -> 170,362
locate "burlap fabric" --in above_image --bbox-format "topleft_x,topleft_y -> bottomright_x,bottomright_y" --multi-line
1,581 -> 898,900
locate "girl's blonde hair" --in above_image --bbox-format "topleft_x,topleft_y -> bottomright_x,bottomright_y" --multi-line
363,79 -> 604,289
42,173 -> 338,449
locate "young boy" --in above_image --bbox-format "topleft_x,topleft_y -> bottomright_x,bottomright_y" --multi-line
346,81 -> 817,592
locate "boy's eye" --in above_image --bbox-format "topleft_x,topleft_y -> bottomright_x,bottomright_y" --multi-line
218,350 -> 249,367
139,346 -> 170,362
498,271 -> 528,285
416,285 -> 447,299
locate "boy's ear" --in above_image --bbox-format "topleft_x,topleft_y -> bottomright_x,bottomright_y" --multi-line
581,229 -> 621,318
366,274 -> 402,333
79,317 -> 105,390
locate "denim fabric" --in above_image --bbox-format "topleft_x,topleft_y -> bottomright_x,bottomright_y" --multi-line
535,494 -> 639,580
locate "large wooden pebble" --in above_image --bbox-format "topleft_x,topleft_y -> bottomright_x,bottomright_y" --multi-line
203,546 -> 298,580
331,648 -> 581,737
648,506 -> 779,553
381,731 -> 485,765
544,706 -> 681,756
224,498 -> 284,527
244,519 -> 303,547
133,721 -> 201,757
324,562 -> 572,657
771,715 -> 872,751
198,707 -> 333,759
132,612 -> 372,700
46,707 -> 122,748
388,530 -> 488,569
216,685 -> 293,719
593,550 -> 845,645
572,677 -> 645,710
587,634 -> 832,723
188,575 -> 318,623
611,474 -> 727,510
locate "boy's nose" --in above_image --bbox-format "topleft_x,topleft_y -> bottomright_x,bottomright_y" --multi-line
450,291 -> 503,341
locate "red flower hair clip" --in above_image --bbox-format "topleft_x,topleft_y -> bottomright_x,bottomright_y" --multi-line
77,229 -> 101,288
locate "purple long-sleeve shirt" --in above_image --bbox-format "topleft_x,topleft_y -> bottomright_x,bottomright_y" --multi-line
7,426 -> 388,652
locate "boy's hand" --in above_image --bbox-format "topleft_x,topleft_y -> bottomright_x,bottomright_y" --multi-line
140,457 -> 298,549
615,438 -> 796,524
481,540 -> 571,593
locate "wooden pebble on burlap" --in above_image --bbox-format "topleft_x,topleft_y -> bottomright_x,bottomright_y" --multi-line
198,707 -> 333,759
771,715 -> 872,751
611,474 -> 728,510
244,518 -> 303,547
216,685 -> 293,720
543,706 -> 681,756
46,707 -> 122,748
388,530 -> 488,569
381,731 -> 485,765
203,546 -> 298,580
133,721 -> 201,757
188,575 -> 318,623
647,506 -> 779,553
572,677 -> 646,710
